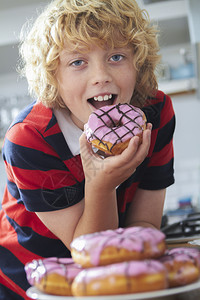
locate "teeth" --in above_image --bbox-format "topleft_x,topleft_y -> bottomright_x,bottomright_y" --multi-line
94,94 -> 112,101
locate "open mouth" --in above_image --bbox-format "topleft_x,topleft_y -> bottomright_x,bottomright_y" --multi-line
88,94 -> 117,109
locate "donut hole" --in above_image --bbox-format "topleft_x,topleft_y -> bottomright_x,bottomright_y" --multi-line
111,120 -> 121,128
106,116 -> 123,129
105,121 -> 121,131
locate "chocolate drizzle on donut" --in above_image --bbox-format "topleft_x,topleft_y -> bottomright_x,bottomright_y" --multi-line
160,248 -> 200,267
88,103 -> 145,153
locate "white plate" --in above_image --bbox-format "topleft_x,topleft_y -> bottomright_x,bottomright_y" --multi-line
26,279 -> 200,300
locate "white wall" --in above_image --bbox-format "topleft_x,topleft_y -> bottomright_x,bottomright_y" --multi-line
164,93 -> 200,211
0,72 -> 28,97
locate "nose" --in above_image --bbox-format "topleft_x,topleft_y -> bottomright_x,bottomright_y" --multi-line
91,63 -> 112,85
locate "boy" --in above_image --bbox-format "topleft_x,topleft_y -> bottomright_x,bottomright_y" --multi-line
0,0 -> 175,298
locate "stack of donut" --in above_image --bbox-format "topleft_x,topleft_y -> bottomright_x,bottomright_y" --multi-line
25,226 -> 200,297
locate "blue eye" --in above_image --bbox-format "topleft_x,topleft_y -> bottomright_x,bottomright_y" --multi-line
111,54 -> 123,62
71,60 -> 84,66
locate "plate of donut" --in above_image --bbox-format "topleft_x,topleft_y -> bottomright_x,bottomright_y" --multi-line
25,228 -> 200,299
27,280 -> 200,300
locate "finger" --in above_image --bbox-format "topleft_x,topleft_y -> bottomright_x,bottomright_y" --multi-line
123,124 -> 152,160
105,135 -> 140,167
122,126 -> 151,160
142,127 -> 152,149
131,127 -> 151,163
124,135 -> 140,156
119,128 -> 151,170
80,133 -> 103,165
146,122 -> 153,130
79,133 -> 93,163
120,135 -> 140,164
79,132 -> 88,153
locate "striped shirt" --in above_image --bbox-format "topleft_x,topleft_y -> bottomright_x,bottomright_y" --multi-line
0,90 -> 175,299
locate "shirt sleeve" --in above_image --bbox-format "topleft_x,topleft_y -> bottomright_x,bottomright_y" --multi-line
139,92 -> 175,190
3,122 -> 84,212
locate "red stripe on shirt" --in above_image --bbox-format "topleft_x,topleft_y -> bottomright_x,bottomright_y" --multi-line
2,188 -> 57,239
6,123 -> 60,158
147,128 -> 158,157
118,182 -> 139,213
148,141 -> 174,167
64,155 -> 84,182
5,162 -> 77,189
0,212 -> 42,264
23,101 -> 52,131
160,94 -> 175,129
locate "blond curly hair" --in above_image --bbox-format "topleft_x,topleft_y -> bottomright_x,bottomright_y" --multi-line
19,0 -> 160,108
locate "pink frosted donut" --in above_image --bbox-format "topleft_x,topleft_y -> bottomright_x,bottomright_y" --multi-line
84,103 -> 146,155
72,259 -> 167,296
159,247 -> 200,287
25,257 -> 82,296
70,227 -> 166,268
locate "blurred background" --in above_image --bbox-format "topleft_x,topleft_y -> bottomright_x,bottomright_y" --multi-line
0,0 -> 200,220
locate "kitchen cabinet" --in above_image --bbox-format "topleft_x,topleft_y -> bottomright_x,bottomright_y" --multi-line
139,0 -> 190,46
138,0 -> 199,96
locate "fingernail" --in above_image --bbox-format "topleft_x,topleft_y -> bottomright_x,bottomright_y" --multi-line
148,123 -> 152,130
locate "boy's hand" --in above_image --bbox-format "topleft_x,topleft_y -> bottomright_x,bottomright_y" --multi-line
80,123 -> 152,192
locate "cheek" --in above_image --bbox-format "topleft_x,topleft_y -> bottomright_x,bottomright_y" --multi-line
121,64 -> 137,84
56,69 -> 75,96
122,74 -> 136,96
57,78 -> 75,103
128,66 -> 137,84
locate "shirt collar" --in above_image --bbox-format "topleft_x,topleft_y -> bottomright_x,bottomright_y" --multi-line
53,108 -> 83,156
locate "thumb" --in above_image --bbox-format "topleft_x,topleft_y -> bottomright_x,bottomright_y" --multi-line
79,133 -> 93,163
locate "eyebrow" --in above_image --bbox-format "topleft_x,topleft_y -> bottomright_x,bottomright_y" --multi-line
59,49 -> 83,62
